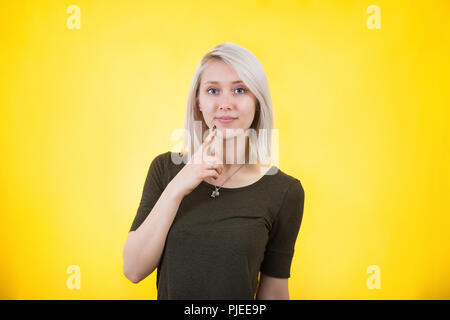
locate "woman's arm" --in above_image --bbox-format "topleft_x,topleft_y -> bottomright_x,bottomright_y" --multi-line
122,180 -> 184,283
255,273 -> 290,300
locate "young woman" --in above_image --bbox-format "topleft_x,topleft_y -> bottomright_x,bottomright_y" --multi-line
123,42 -> 305,300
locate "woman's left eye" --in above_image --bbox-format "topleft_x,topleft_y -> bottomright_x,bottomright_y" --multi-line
235,88 -> 246,94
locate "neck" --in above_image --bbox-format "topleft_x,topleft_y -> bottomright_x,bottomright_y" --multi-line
213,135 -> 261,175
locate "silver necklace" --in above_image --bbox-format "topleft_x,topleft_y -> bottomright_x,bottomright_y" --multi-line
210,164 -> 245,198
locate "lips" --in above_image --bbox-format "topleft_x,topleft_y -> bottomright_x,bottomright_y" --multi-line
216,116 -> 237,120
216,117 -> 236,124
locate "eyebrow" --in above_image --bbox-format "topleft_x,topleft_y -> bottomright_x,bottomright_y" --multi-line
203,80 -> 245,85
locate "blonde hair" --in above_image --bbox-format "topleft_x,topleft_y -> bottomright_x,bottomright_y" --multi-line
179,42 -> 275,165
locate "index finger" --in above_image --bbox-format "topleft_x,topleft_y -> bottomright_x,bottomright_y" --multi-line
201,126 -> 218,159
202,126 -> 217,147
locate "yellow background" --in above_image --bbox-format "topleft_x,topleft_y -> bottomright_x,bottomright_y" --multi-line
1,0 -> 449,299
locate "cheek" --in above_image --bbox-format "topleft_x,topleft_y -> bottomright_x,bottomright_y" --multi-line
241,102 -> 256,118
198,95 -> 215,109
201,105 -> 216,114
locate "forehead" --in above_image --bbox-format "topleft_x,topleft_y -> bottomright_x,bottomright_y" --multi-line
201,60 -> 243,85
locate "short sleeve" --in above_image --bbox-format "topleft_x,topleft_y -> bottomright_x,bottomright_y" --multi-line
128,153 -> 167,232
260,179 -> 305,278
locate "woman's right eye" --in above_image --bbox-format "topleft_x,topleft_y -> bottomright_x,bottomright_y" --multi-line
207,88 -> 217,94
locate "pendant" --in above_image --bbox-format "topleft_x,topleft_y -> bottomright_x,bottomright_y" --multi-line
211,188 -> 220,198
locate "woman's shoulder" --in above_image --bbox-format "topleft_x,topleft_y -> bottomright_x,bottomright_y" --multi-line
152,151 -> 186,178
268,166 -> 305,198
146,151 -> 185,190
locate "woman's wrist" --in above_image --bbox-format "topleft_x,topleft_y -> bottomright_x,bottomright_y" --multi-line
166,179 -> 186,201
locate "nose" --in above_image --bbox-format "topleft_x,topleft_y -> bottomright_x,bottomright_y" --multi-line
219,104 -> 232,110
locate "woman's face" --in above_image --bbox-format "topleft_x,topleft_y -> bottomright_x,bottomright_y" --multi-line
197,59 -> 257,140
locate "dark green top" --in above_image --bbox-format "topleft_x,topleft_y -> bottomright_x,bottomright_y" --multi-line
129,151 -> 305,300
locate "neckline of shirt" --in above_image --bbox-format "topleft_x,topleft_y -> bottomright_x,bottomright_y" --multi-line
167,151 -> 280,192
200,165 -> 279,192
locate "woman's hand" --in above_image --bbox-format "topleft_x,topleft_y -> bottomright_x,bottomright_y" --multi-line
171,126 -> 223,197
